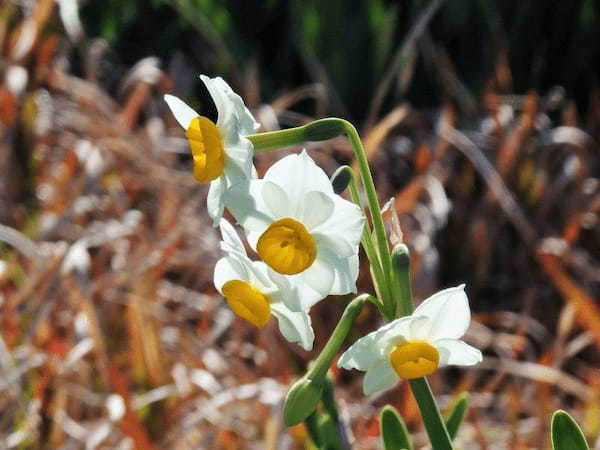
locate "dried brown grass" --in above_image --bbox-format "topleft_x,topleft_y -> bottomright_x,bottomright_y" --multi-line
0,2 -> 598,449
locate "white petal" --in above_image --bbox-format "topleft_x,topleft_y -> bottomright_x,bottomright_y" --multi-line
271,303 -> 314,351
224,180 -> 273,235
338,316 -> 413,371
200,75 -> 233,131
407,316 -> 430,341
314,232 -> 354,259
164,94 -> 198,130
412,284 -> 470,341
207,177 -> 226,226
213,256 -> 248,292
313,194 -> 364,249
262,181 -> 289,218
363,359 -> 398,395
267,270 -> 314,312
223,139 -> 254,180
338,338 -> 379,372
375,316 -> 418,354
300,190 -> 334,229
200,75 -> 258,141
262,151 -> 333,211
314,246 -> 357,296
219,218 -> 246,257
301,257 -> 335,298
246,261 -> 276,293
329,254 -> 359,295
435,339 -> 482,367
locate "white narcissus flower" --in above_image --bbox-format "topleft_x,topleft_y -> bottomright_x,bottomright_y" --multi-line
214,219 -> 316,351
338,285 -> 482,395
164,75 -> 259,225
226,151 -> 365,310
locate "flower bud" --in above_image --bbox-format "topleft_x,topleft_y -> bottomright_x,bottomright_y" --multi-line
391,243 -> 410,274
283,377 -> 323,426
330,165 -> 352,194
303,118 -> 346,142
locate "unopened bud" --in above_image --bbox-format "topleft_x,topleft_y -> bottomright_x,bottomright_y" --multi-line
391,243 -> 410,273
330,166 -> 352,194
283,376 -> 323,426
303,118 -> 346,142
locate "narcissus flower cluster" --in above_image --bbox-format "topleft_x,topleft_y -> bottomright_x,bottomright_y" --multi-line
165,75 -> 480,389
165,76 -> 364,350
165,74 -> 483,445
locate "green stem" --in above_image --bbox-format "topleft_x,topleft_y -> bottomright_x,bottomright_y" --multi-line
392,243 -> 451,448
409,378 -> 454,450
307,294 -> 371,381
283,294 -> 371,426
337,166 -> 391,320
248,127 -> 305,151
338,120 -> 393,305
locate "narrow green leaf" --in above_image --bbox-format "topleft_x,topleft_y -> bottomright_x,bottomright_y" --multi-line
317,412 -> 345,450
320,374 -> 340,422
445,392 -> 470,440
551,410 -> 590,450
305,410 -> 323,448
380,405 -> 413,450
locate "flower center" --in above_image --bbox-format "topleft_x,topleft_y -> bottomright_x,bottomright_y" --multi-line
185,116 -> 225,182
389,341 -> 439,380
257,218 -> 317,275
221,280 -> 271,327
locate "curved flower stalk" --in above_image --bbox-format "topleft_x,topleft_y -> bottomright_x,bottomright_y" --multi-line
164,75 -> 259,225
226,150 -> 365,309
338,285 -> 482,395
214,219 -> 316,351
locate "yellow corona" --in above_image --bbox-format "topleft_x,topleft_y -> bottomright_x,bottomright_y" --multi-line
389,341 -> 440,379
256,218 -> 317,275
185,116 -> 225,182
221,279 -> 271,327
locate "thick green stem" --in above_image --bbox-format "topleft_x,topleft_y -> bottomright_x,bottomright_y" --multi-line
333,166 -> 390,319
394,246 -> 452,449
247,127 -> 305,151
338,120 -> 393,301
409,378 -> 453,450
307,294 -> 371,381
283,294 -> 370,426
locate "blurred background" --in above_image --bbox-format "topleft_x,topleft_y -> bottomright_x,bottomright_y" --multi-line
0,0 -> 599,448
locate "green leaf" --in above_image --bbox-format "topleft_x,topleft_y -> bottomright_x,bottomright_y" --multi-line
380,405 -> 413,450
317,412 -> 345,450
320,374 -> 340,422
445,392 -> 470,440
551,410 -> 590,450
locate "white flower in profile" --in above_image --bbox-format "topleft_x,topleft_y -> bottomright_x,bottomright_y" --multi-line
226,151 -> 365,310
338,285 -> 482,395
164,75 -> 259,225
214,219 -> 316,351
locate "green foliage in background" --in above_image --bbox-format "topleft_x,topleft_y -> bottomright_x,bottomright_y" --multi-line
80,0 -> 600,120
